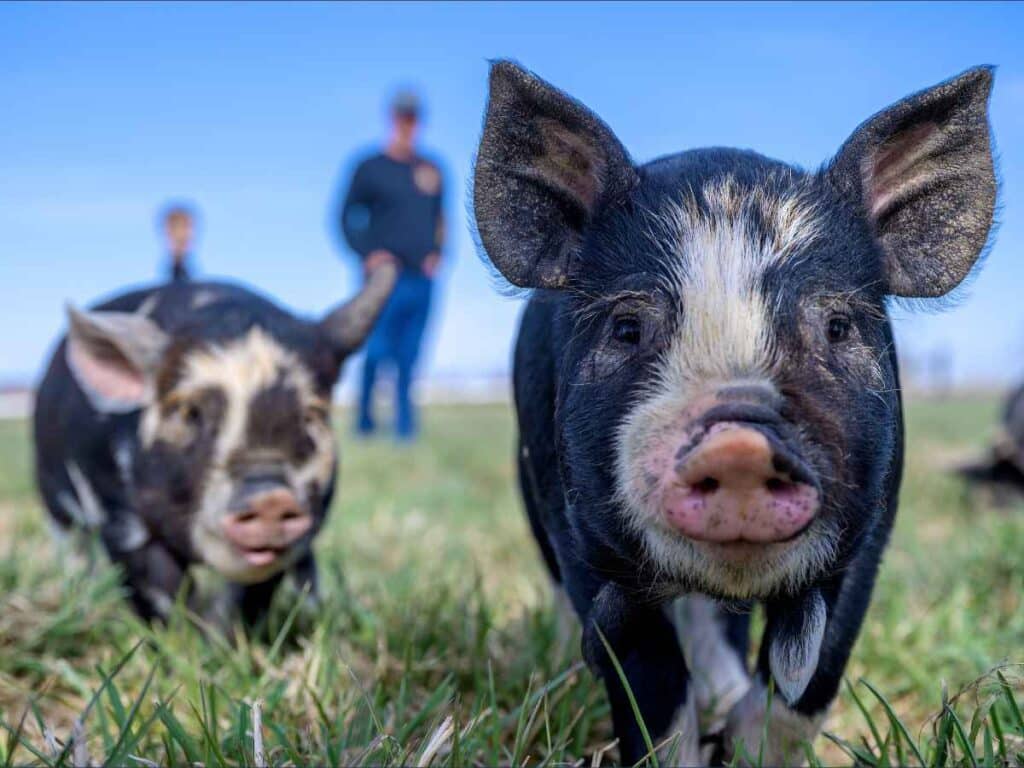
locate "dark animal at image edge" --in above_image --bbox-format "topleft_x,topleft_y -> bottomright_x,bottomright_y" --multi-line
33,265 -> 397,625
473,61 -> 996,765
958,382 -> 1024,503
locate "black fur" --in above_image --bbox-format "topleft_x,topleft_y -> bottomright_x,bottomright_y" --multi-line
34,279 -> 355,625
477,61 -> 996,764
958,382 -> 1024,504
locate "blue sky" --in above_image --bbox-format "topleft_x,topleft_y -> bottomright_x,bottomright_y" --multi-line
2,2 -> 1023,389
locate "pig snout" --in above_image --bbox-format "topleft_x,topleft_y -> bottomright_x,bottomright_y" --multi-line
221,484 -> 312,567
660,412 -> 820,545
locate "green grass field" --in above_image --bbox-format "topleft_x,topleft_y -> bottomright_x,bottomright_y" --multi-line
1,398 -> 1022,766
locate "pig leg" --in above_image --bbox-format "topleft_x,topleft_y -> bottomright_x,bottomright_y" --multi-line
518,444 -> 574,650
231,572 -> 285,628
291,550 -> 319,601
722,538 -> 887,765
579,580 -> 700,766
672,596 -> 752,753
113,540 -> 187,622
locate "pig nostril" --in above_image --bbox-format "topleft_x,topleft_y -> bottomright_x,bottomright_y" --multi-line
280,509 -> 301,521
765,477 -> 792,493
692,477 -> 720,494
235,511 -> 259,524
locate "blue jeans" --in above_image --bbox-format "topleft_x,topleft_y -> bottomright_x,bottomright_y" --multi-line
358,273 -> 432,439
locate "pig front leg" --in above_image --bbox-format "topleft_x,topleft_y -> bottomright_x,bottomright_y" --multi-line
113,540 -> 188,622
580,581 -> 701,766
722,539 -> 886,765
672,595 -> 753,758
230,550 -> 320,628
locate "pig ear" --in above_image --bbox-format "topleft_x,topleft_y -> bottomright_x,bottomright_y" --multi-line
320,262 -> 398,356
828,67 -> 997,298
473,60 -> 638,289
65,306 -> 170,413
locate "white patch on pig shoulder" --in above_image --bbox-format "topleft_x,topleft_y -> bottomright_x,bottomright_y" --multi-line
105,511 -> 150,553
614,175 -> 833,597
136,294 -> 160,317
63,461 -> 106,528
724,676 -> 825,766
190,289 -> 222,310
672,595 -> 751,733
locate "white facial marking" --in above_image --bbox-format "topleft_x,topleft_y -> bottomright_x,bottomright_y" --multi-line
614,176 -> 835,596
140,327 -> 334,582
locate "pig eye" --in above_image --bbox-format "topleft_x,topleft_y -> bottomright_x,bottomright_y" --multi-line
178,402 -> 203,427
611,315 -> 642,346
826,315 -> 852,344
304,405 -> 328,427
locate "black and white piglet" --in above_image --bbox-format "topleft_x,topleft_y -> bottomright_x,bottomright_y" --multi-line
33,266 -> 395,625
473,62 -> 996,764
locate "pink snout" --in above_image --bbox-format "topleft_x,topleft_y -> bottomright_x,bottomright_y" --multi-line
662,425 -> 819,544
221,488 -> 312,567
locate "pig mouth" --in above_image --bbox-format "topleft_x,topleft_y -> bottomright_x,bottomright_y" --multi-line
234,543 -> 288,567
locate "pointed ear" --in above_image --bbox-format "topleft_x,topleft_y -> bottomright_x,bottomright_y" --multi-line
65,306 -> 170,413
473,60 -> 638,289
320,262 -> 398,356
828,67 -> 997,298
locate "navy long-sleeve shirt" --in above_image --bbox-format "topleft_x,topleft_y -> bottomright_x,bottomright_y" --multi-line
339,152 -> 444,274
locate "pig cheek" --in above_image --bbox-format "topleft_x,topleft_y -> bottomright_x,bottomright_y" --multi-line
625,402 -> 709,517
134,445 -> 203,556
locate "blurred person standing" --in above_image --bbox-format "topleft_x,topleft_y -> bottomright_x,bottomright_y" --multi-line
339,89 -> 445,441
161,203 -> 197,282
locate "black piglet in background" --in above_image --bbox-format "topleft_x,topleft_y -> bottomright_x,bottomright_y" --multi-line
33,265 -> 396,627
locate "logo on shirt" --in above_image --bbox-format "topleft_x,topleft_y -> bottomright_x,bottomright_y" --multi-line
413,163 -> 441,196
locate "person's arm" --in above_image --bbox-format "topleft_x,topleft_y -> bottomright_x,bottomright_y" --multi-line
422,170 -> 446,277
339,161 -> 374,259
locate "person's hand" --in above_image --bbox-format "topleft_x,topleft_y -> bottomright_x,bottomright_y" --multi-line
365,249 -> 396,274
422,252 -> 441,278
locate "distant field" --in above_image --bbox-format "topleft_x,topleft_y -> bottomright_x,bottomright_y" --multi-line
1,398 -> 1022,766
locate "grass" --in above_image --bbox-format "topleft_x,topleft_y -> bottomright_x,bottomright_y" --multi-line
0,397 -> 1022,766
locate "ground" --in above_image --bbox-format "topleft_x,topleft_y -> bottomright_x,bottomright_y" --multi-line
0,398 -> 1022,766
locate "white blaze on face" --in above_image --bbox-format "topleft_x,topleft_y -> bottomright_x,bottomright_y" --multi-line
140,327 -> 336,583
653,175 -> 822,388
615,176 -> 828,595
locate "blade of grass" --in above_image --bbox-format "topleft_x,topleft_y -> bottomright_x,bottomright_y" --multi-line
861,677 -> 927,766
105,661 -> 160,765
996,671 -> 1023,733
593,626 -> 658,768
